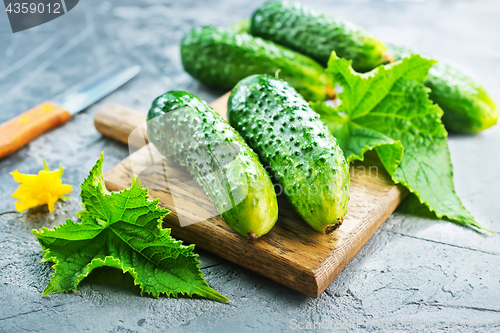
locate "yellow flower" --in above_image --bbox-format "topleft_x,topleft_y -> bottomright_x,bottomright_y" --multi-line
11,161 -> 72,213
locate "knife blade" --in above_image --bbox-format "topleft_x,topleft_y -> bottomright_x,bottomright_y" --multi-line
0,65 -> 141,159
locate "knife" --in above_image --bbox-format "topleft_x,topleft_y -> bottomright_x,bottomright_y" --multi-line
0,65 -> 141,159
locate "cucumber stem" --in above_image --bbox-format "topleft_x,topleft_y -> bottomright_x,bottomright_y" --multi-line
382,50 -> 396,65
323,216 -> 344,234
247,231 -> 259,241
247,231 -> 260,241
326,83 -> 337,101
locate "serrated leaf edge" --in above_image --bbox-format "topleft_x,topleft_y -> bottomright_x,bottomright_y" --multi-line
33,153 -> 231,302
323,53 -> 491,233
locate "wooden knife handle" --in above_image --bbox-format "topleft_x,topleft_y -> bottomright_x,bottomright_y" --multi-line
0,101 -> 71,159
94,103 -> 148,148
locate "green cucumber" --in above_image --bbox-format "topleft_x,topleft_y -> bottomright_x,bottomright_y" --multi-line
180,25 -> 333,101
387,44 -> 498,133
147,91 -> 278,240
250,1 -> 388,72
227,75 -> 350,233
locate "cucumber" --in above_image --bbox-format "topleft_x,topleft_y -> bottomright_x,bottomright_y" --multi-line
227,75 -> 350,233
181,26 -> 333,101
387,44 -> 498,133
250,1 -> 388,72
147,91 -> 278,240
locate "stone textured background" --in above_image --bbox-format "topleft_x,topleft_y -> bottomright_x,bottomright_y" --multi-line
0,0 -> 499,332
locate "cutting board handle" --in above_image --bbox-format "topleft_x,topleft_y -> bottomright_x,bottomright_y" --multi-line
94,103 -> 148,148
94,92 -> 231,148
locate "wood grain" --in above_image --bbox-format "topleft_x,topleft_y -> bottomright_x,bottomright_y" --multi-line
0,101 -> 71,159
96,94 -> 408,297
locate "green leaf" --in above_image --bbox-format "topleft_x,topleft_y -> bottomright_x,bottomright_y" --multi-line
33,153 -> 230,302
312,53 -> 490,232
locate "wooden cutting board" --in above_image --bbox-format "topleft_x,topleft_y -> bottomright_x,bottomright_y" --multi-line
94,93 -> 407,298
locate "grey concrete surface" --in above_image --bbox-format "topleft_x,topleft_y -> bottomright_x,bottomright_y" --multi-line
0,0 -> 499,332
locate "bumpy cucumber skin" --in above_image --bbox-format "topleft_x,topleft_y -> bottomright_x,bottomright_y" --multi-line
388,44 -> 498,133
181,26 -> 330,101
250,1 -> 387,73
227,75 -> 350,233
147,91 -> 278,239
